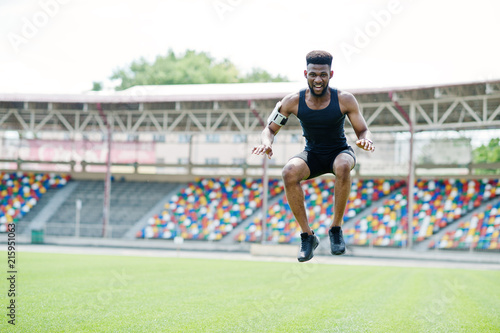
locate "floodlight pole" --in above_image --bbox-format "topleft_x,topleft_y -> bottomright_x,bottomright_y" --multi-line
188,134 -> 193,175
249,100 -> 268,244
97,103 -> 112,238
262,157 -> 269,243
407,105 -> 415,249
389,93 -> 415,249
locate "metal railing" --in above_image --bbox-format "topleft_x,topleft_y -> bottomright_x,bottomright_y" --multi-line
1,158 -> 500,178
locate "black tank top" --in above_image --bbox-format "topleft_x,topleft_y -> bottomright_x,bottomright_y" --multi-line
297,87 -> 348,153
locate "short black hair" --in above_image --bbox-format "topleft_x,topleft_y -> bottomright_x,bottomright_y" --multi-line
306,50 -> 333,67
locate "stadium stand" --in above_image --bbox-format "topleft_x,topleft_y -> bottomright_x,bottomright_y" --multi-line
344,188 -> 410,247
344,178 -> 500,247
235,178 -> 405,243
3,171 -> 499,253
136,178 -> 284,241
430,199 -> 500,251
45,180 -> 177,238
0,172 -> 69,232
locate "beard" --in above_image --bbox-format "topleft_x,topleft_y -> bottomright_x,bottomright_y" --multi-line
308,82 -> 328,97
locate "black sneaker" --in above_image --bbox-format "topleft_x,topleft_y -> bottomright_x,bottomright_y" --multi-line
329,226 -> 346,255
297,232 -> 320,262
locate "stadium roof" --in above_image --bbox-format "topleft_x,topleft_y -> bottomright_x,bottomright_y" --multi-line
1,80 -> 499,134
1,79 -> 499,103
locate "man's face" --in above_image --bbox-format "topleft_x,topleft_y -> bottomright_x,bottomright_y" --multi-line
304,64 -> 333,97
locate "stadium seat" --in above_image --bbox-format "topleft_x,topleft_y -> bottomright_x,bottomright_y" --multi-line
432,200 -> 500,251
236,178 -> 405,243
345,178 -> 500,248
137,178 -> 283,241
0,172 -> 70,232
135,176 -> 500,250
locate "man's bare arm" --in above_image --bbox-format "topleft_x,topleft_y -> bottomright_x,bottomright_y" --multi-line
339,91 -> 375,152
251,93 -> 298,158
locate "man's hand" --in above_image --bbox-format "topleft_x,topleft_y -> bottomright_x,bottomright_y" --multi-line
356,138 -> 375,152
252,144 -> 273,158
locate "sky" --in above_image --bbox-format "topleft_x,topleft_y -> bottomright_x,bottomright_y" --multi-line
1,0 -> 499,94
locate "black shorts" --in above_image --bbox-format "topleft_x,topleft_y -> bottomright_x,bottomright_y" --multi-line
291,146 -> 356,180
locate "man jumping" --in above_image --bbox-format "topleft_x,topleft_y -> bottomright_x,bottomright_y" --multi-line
252,50 -> 375,262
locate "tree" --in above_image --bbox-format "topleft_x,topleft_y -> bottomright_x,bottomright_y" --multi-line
472,138 -> 500,174
91,81 -> 103,91
110,49 -> 288,90
240,68 -> 289,83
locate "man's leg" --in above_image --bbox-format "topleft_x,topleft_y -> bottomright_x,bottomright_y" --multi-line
329,153 -> 355,255
282,157 -> 319,262
282,158 -> 311,234
331,153 -> 355,228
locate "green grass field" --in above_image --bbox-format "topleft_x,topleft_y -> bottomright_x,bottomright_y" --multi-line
2,251 -> 499,332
